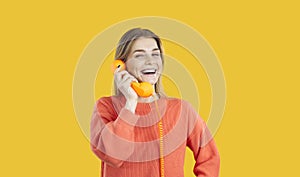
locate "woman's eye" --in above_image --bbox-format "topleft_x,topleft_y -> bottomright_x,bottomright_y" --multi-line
152,53 -> 160,57
135,54 -> 145,58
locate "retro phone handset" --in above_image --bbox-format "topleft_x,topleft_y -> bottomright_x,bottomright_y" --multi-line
112,59 -> 154,97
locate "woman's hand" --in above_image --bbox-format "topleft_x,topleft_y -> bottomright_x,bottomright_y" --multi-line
114,69 -> 138,113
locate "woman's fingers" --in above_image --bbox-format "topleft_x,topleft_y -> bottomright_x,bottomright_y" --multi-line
114,70 -> 127,82
115,70 -> 136,84
114,70 -> 138,100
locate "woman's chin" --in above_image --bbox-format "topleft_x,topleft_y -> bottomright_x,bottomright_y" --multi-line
140,79 -> 156,85
140,75 -> 158,85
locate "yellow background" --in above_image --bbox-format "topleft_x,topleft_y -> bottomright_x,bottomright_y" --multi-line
1,0 -> 299,177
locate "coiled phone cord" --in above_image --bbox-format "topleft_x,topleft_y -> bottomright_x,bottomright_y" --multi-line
155,100 -> 165,177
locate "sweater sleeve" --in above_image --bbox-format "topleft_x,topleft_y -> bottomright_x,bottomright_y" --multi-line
186,103 -> 220,177
90,97 -> 139,168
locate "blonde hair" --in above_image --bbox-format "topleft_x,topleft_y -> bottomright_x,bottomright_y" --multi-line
114,28 -> 165,97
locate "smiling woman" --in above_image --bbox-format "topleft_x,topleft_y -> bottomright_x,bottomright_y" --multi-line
126,37 -> 162,85
90,28 -> 220,177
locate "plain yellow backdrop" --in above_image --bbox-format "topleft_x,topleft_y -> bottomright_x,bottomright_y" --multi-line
1,0 -> 299,177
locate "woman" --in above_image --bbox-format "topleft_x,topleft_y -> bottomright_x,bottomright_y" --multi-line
90,28 -> 220,177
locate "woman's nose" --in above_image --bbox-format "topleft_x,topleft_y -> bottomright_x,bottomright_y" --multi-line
145,57 -> 154,65
145,53 -> 154,64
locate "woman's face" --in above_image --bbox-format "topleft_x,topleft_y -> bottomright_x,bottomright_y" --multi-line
126,37 -> 163,85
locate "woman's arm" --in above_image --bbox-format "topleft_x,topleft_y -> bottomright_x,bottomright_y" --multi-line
90,97 -> 138,168
186,103 -> 220,177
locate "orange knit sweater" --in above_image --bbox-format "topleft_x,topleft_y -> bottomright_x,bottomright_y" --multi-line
90,96 -> 220,177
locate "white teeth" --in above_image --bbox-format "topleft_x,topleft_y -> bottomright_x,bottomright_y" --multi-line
141,69 -> 156,74
142,69 -> 156,73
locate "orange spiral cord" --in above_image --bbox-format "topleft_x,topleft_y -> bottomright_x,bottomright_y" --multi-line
155,100 -> 165,177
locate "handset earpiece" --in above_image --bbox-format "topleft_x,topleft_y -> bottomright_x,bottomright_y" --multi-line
112,59 -> 154,97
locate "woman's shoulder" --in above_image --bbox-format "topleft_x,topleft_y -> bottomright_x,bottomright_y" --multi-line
95,96 -> 111,105
163,96 -> 194,109
95,95 -> 125,107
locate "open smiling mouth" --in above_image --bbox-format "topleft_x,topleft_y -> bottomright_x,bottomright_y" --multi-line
141,69 -> 157,75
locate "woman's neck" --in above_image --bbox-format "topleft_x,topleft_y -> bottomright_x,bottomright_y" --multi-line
137,93 -> 159,103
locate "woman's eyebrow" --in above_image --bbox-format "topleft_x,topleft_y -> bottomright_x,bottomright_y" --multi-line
133,49 -> 146,53
133,48 -> 160,53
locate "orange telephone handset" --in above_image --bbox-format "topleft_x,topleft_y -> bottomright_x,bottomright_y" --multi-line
112,60 -> 154,97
